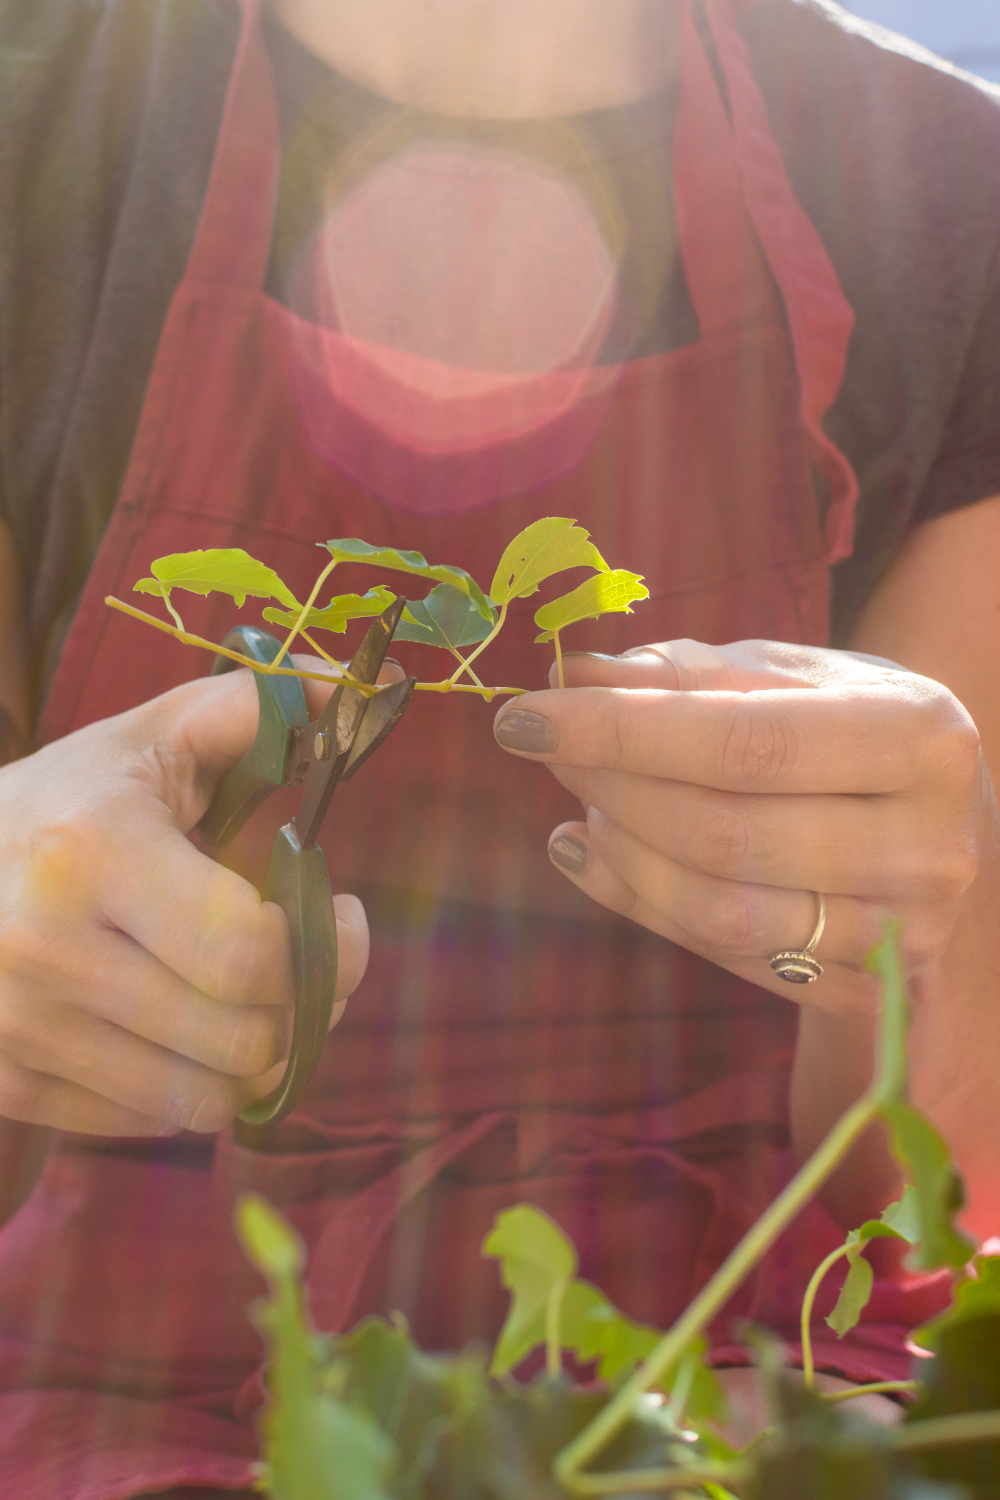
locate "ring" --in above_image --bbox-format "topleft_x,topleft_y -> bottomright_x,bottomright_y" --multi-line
769,894 -> 826,984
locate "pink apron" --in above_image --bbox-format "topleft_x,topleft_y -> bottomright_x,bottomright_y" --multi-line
0,2 -> 949,1495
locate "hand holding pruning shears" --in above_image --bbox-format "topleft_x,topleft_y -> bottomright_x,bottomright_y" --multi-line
0,616 -> 409,1138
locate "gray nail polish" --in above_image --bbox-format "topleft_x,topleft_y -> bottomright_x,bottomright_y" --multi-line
494,710 -> 560,753
549,834 -> 588,873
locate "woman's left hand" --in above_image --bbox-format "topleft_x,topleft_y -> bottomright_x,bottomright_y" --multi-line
493,638 -> 987,1014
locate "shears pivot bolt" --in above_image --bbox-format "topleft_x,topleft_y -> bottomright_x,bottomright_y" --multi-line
314,731 -> 334,761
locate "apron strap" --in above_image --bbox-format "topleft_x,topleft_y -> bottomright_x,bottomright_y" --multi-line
184,0 -> 279,292
703,0 -> 861,563
672,2 -> 782,342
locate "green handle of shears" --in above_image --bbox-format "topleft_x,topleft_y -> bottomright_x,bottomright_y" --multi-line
237,822 -> 338,1131
198,625 -> 339,1136
198,626 -> 310,848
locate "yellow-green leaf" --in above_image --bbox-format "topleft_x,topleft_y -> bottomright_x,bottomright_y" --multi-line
483,1205 -> 576,1376
134,548 -> 298,609
489,517 -> 609,605
236,1193 -> 304,1280
263,586 -> 397,634
533,569 -> 649,642
826,1246 -> 875,1338
323,539 -> 492,621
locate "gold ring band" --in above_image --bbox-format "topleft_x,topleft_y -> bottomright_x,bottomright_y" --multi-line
769,893 -> 826,984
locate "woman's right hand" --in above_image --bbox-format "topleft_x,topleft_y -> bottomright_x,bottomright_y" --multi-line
0,665 -> 371,1137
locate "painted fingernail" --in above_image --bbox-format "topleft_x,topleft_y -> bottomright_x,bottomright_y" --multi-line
494,710 -> 559,753
549,834 -> 589,873
561,652 -> 617,662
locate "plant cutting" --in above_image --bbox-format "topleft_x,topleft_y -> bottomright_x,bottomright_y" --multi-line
105,516 -> 650,698
232,926 -> 1000,1499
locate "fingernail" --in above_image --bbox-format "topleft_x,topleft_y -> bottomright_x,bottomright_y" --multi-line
561,652 -> 617,663
549,834 -> 589,873
621,646 -> 666,661
494,710 -> 559,753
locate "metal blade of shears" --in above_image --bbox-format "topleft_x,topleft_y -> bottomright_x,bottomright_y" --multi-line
292,597 -> 413,849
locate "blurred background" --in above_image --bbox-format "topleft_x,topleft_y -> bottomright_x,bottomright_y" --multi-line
841,1 -> 1000,84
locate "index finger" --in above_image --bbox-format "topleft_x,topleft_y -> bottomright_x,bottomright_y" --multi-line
493,684 -> 937,794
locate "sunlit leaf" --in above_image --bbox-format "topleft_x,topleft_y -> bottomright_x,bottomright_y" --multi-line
533,569 -> 649,641
134,548 -> 298,608
483,1205 -> 576,1376
913,1255 -> 1000,1351
489,517 -> 609,605
825,1190 -> 922,1340
263,586 -> 398,634
392,584 -> 498,650
323,539 -> 492,621
881,1101 -> 975,1273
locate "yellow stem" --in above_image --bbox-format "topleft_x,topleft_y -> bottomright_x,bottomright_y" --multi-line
272,556 -> 338,667
105,597 -> 527,701
447,600 -> 508,685
158,584 -> 187,634
821,1380 -> 920,1404
545,1284 -> 565,1380
554,629 -> 565,689
448,648 -> 485,689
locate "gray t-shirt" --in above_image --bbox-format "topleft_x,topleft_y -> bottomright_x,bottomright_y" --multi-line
2,0 -> 1000,708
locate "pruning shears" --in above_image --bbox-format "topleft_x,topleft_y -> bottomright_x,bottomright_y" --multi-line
198,599 -> 414,1132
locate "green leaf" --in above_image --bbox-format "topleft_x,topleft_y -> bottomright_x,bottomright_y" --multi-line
236,1193 -> 304,1280
533,569 -> 649,642
489,517 -> 609,606
879,1185 -> 922,1244
826,1247 -> 875,1338
263,586 -> 397,634
905,1311 -> 1000,1491
484,1205 -> 576,1376
912,1255 -> 1000,1351
134,548 -> 298,608
323,539 -> 492,621
235,1196 -> 394,1500
881,1101 -> 975,1273
392,584 -> 499,650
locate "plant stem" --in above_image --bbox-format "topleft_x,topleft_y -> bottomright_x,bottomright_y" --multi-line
272,558 -> 337,667
554,629 -> 565,689
555,1462 -> 748,1496
104,599 -> 527,699
105,598 -> 379,691
890,1409 -> 1000,1450
447,600 -> 508,685
800,1244 -> 852,1389
158,584 -> 187,635
448,648 -> 485,689
821,1380 -> 920,1404
546,1284 -> 565,1379
554,1086 -> 882,1494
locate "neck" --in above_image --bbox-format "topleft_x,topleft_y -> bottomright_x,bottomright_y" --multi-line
266,0 -> 682,119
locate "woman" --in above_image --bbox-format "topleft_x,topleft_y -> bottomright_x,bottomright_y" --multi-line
0,0 -> 999,1494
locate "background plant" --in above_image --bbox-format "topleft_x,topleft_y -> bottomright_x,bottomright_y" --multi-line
236,927 -> 1000,1500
